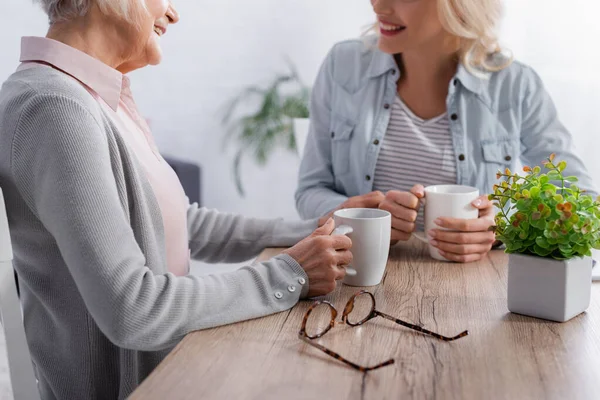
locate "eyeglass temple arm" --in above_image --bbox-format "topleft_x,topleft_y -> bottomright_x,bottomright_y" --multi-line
298,333 -> 394,372
374,311 -> 469,341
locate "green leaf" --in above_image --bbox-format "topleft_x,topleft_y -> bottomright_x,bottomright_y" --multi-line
531,218 -> 546,230
507,242 -> 523,252
542,183 -> 557,193
540,175 -> 549,185
232,150 -> 245,196
548,171 -> 561,180
572,184 -> 581,192
558,161 -> 567,172
534,244 -> 553,257
516,199 -> 530,211
564,176 -> 579,183
536,236 -> 550,248
559,243 -> 573,254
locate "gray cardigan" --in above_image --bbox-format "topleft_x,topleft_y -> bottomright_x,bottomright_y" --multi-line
0,64 -> 316,400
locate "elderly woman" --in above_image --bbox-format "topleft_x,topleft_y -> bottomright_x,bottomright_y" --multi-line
296,0 -> 596,263
0,1 -> 353,399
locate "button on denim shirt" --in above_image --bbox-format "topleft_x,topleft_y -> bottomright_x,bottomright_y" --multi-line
295,37 -> 596,219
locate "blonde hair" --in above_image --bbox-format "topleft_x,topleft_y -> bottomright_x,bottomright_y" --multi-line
38,0 -> 147,24
437,0 -> 512,73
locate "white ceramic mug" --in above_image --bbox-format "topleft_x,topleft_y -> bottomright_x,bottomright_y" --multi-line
413,185 -> 480,261
332,208 -> 392,286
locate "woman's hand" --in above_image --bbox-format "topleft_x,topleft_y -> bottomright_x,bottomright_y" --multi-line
283,218 -> 353,297
428,195 -> 496,263
378,185 -> 424,244
318,191 -> 385,226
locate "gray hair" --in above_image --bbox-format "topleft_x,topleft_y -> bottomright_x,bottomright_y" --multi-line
37,0 -> 143,24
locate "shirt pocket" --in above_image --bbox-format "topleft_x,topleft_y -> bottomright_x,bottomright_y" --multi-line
481,138 -> 519,192
330,117 -> 355,176
481,138 -> 518,166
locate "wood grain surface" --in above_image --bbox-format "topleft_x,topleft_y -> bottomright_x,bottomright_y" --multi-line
130,240 -> 600,400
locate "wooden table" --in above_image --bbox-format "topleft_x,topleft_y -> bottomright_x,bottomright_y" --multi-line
130,241 -> 600,400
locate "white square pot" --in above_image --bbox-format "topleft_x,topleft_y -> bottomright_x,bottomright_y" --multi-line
507,253 -> 592,322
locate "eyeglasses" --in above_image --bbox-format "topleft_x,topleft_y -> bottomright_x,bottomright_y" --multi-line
298,290 -> 469,372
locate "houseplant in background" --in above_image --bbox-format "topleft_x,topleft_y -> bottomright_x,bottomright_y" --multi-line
222,60 -> 310,196
489,154 -> 600,322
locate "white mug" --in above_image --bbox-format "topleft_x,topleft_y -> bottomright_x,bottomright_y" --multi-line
332,208 -> 392,286
413,185 -> 480,261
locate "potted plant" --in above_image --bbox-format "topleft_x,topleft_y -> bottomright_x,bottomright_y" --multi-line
489,154 -> 600,322
222,61 -> 310,196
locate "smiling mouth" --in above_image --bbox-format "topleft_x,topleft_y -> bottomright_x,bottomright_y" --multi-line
379,21 -> 406,35
153,25 -> 166,37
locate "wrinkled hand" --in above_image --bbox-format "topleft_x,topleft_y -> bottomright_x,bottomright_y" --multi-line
283,218 -> 353,297
318,191 -> 385,226
379,185 -> 424,244
428,195 -> 496,263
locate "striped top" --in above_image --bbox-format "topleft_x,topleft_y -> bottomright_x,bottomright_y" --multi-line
373,95 -> 457,230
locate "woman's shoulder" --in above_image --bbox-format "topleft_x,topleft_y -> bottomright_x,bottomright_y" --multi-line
487,56 -> 544,91
321,35 -> 383,90
474,56 -> 549,110
327,36 -> 378,62
0,65 -> 104,122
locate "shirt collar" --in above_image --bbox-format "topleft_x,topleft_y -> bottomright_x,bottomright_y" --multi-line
367,46 -> 488,95
454,63 -> 488,95
366,45 -> 398,79
20,36 -> 123,111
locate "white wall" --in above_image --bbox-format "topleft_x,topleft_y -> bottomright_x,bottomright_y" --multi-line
1,0 -> 600,223
132,0 -> 374,220
500,0 -> 600,188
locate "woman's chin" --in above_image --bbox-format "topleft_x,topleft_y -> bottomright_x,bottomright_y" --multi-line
146,48 -> 163,66
377,39 -> 404,55
145,38 -> 164,66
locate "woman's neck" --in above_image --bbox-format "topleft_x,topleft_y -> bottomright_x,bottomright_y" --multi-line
396,40 -> 459,120
46,11 -> 130,72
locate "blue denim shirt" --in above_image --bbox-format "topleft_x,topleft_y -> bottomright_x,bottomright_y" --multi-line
295,37 -> 596,219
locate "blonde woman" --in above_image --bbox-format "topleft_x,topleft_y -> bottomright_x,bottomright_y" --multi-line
0,1 -> 352,398
296,0 -> 595,263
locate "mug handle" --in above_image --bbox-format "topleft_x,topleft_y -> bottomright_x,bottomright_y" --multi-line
331,225 -> 357,277
412,232 -> 429,244
411,196 -> 429,244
